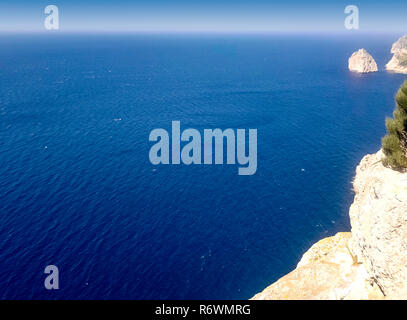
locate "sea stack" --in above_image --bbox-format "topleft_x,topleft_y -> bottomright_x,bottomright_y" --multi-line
386,35 -> 407,74
252,150 -> 407,300
348,49 -> 378,73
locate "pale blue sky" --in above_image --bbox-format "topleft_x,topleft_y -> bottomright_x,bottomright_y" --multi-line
0,0 -> 406,33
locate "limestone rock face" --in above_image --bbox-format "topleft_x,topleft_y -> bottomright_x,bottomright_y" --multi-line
386,35 -> 407,74
252,233 -> 384,300
349,150 -> 407,298
348,49 -> 378,73
252,150 -> 407,300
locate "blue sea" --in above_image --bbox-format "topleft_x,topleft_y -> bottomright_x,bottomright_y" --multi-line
0,33 -> 405,299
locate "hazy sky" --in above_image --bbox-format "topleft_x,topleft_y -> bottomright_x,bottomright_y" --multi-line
0,0 -> 406,33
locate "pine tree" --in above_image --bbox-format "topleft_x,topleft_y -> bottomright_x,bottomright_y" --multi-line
382,81 -> 407,169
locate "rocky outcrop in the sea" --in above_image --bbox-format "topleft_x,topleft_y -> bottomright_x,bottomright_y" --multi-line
348,49 -> 378,73
386,35 -> 407,74
253,150 -> 407,300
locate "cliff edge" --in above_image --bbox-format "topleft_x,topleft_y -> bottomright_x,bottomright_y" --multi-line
253,150 -> 407,300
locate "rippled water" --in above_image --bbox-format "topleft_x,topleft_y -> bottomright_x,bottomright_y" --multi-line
0,33 -> 405,299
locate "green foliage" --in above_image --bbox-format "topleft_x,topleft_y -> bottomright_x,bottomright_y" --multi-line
396,86 -> 407,110
382,81 -> 407,169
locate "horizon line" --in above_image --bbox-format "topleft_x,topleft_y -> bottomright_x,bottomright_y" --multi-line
0,29 -> 404,35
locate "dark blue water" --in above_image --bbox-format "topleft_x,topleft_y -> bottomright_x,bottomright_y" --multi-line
0,33 -> 405,299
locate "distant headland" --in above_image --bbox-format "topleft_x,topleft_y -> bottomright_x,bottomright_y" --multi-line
386,35 -> 407,74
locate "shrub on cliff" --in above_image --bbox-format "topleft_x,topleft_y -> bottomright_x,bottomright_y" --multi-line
382,81 -> 407,169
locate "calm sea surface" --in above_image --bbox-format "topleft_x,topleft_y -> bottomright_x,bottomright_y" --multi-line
0,33 -> 405,299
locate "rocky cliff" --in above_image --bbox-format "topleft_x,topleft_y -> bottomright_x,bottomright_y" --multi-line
253,150 -> 407,300
348,49 -> 378,73
386,35 -> 407,74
